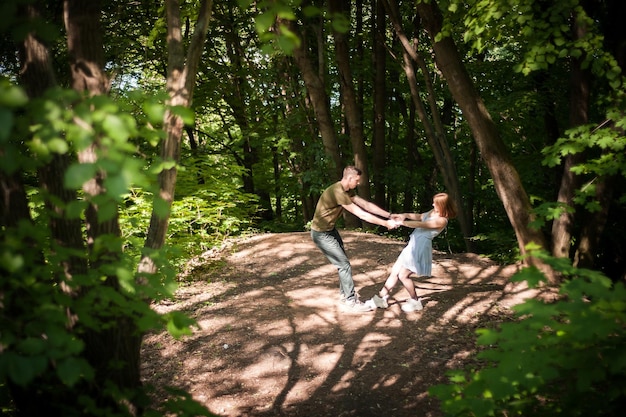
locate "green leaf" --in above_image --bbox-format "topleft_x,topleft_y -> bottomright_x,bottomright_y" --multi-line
65,200 -> 88,219
154,196 -> 171,219
47,137 -> 69,154
255,12 -> 276,33
103,114 -> 131,142
165,311 -> 197,339
65,163 -> 97,189
56,357 -> 94,386
116,267 -> 136,294
143,101 -> 165,124
0,81 -> 28,107
3,353 -> 48,386
17,338 -> 47,355
169,105 -> 195,125
104,173 -> 129,199
0,109 -> 14,141
96,200 -> 118,222
237,0 -> 254,9
1,250 -> 24,272
511,266 -> 546,287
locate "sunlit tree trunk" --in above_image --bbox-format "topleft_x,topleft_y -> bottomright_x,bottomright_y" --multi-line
140,0 -> 213,269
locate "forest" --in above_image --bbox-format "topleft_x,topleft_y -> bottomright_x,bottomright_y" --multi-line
1,0 -> 625,416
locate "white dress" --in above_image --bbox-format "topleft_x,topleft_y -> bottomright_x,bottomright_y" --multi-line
397,211 -> 447,277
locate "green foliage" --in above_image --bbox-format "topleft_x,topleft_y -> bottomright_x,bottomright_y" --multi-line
430,248 -> 626,417
145,387 -> 217,417
165,155 -> 257,263
542,112 -> 626,212
0,78 -> 216,415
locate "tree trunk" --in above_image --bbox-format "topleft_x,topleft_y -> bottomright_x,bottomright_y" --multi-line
330,0 -> 371,229
140,0 -> 213,266
551,14 -> 589,259
574,176 -> 614,268
221,5 -> 274,220
281,17 -> 343,180
372,0 -> 387,208
64,2 -> 144,414
416,0 -> 553,279
279,60 -> 318,222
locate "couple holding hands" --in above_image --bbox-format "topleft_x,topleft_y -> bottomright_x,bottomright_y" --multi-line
311,166 -> 456,313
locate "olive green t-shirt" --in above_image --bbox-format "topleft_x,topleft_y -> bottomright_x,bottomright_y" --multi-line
311,181 -> 355,232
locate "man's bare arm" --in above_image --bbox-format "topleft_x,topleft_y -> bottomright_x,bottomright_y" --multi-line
343,202 -> 397,229
351,195 -> 391,219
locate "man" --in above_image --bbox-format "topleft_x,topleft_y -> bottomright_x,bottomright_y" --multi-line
311,166 -> 398,312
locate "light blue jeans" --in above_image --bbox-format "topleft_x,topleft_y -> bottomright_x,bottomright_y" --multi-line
311,229 -> 355,302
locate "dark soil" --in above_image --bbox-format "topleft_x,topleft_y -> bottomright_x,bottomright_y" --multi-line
141,231 -> 542,417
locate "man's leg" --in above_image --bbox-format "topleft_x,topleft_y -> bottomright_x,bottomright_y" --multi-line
311,229 -> 355,301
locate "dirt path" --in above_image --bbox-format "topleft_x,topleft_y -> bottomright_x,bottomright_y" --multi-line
141,231 -> 538,417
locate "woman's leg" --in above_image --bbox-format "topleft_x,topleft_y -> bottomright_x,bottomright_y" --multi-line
378,260 -> 403,298
398,267 -> 418,300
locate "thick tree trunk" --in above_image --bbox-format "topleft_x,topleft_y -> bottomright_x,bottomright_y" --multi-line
416,0 -> 553,279
64,3 -> 144,415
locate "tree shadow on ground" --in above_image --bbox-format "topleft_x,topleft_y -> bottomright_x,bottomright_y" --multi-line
141,231 -> 545,417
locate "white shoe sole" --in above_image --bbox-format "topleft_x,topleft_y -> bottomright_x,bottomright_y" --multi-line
401,298 -> 423,312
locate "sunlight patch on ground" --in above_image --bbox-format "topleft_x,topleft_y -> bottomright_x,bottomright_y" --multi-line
437,295 -> 488,325
196,315 -> 238,333
352,332 -> 393,365
331,369 -> 358,392
308,343 -> 344,373
254,319 -> 294,337
372,373 -> 401,389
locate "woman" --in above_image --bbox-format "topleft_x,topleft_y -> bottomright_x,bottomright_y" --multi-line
369,193 -> 457,312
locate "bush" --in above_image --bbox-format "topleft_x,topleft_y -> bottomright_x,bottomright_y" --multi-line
430,249 -> 626,417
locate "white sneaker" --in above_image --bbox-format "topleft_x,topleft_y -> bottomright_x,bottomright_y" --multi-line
340,299 -> 374,312
401,298 -> 423,312
371,295 -> 388,309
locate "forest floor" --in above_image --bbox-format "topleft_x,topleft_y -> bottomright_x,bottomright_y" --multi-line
141,231 -> 550,417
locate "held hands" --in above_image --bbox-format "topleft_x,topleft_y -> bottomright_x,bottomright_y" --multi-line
384,213 -> 405,230
390,213 -> 406,222
384,219 -> 401,230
